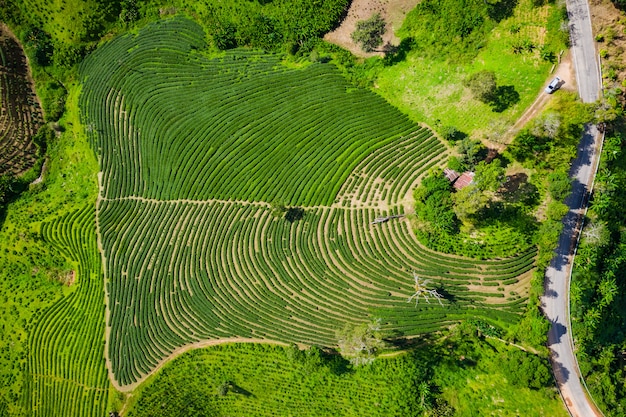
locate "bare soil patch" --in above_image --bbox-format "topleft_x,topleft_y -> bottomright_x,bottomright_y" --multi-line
324,0 -> 420,57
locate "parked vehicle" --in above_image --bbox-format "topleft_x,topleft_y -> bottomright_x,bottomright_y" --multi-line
544,76 -> 561,94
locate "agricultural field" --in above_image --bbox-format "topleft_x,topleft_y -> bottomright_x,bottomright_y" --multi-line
125,331 -> 567,417
0,25 -> 42,176
26,206 -> 109,416
78,16 -> 537,389
0,78 -> 108,416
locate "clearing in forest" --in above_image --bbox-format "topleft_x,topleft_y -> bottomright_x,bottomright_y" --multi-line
79,16 -> 536,389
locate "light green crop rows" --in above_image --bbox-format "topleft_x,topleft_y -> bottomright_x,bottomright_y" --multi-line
79,16 -> 536,388
100,197 -> 532,386
79,17 -> 420,207
24,206 -> 109,416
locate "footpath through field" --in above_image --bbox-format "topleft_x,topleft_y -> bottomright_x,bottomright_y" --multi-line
542,1 -> 603,416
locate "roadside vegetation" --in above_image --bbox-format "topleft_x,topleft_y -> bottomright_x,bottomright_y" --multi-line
571,127 -> 626,415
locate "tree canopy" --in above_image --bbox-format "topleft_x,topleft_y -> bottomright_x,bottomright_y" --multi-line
351,13 -> 386,52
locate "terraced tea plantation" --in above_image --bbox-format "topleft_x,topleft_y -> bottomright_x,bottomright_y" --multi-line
27,206 -> 109,416
80,16 -> 535,388
0,26 -> 42,175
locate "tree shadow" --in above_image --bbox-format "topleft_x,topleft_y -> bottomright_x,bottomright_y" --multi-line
225,381 -> 254,397
487,0 -> 518,22
319,347 -> 353,376
382,37 -> 415,66
285,207 -> 304,223
550,358 -> 570,385
435,285 -> 457,305
500,173 -> 540,207
489,85 -> 520,113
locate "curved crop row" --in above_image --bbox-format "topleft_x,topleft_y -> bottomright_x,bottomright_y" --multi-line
336,129 -> 447,207
0,27 -> 42,175
25,206 -> 108,417
79,16 -> 419,206
100,198 -> 534,386
79,16 -> 537,388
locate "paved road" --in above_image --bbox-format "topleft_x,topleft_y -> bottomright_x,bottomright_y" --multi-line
542,124 -> 602,417
566,0 -> 602,103
543,3 -> 603,416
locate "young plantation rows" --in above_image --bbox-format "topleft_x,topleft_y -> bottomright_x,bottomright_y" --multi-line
25,206 -> 108,417
336,129 -> 446,208
0,28 -> 42,175
77,16 -> 537,388
79,17 -> 419,206
100,198 -> 533,387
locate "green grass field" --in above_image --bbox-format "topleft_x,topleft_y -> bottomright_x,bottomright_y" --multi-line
376,0 -> 568,141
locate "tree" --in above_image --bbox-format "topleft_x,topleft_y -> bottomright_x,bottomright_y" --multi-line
414,171 -> 459,234
464,70 -> 497,103
336,318 -> 387,366
452,184 -> 489,223
474,159 -> 505,192
547,170 -> 572,201
441,125 -> 466,142
456,138 -> 487,171
351,14 -> 386,52
501,350 -> 551,389
408,272 -> 444,306
269,201 -> 286,217
532,112 -> 561,139
0,174 -> 15,205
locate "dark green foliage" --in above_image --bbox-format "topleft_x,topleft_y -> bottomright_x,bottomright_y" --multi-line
501,350 -> 551,389
474,159 -> 505,192
53,43 -> 88,69
400,0 -> 515,61
455,138 -> 487,171
23,27 -> 54,67
119,0 -> 140,24
38,81 -> 66,122
414,171 -> 458,234
0,175 -> 15,207
441,125 -> 466,143
570,132 -> 626,415
32,125 -> 54,154
508,130 -> 551,163
547,170 -> 572,201
351,13 -> 386,52
201,0 -> 349,52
